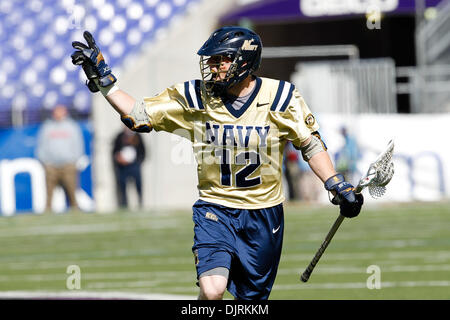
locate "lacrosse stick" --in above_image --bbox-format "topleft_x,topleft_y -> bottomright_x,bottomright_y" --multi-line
300,139 -> 395,283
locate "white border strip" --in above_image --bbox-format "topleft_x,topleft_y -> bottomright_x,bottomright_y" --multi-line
0,291 -> 197,300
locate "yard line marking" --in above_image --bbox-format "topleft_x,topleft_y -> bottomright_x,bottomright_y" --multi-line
0,220 -> 181,238
2,259 -> 159,270
291,238 -> 429,248
3,250 -> 450,267
273,280 -> 450,290
277,264 -> 450,275
3,264 -> 449,283
0,270 -> 195,282
0,249 -> 169,263
282,250 -> 450,262
0,255 -> 193,265
85,280 -> 164,289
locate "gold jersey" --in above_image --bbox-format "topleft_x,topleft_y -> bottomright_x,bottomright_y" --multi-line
144,77 -> 320,209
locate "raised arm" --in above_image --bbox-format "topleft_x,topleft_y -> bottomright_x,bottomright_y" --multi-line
103,89 -> 135,116
71,31 -> 151,132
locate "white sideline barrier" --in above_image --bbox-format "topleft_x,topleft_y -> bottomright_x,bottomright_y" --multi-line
316,113 -> 450,203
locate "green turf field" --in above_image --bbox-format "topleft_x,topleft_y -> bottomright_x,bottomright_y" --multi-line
0,201 -> 449,300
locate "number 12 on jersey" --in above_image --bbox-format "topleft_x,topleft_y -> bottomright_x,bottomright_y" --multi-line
215,149 -> 262,188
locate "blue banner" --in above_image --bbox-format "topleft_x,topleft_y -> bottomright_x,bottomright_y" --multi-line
0,121 -> 93,215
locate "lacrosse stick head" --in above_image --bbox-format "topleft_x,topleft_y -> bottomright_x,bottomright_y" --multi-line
356,140 -> 395,198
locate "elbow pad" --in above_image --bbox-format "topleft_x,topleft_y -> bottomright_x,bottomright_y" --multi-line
121,99 -> 152,133
300,133 -> 326,161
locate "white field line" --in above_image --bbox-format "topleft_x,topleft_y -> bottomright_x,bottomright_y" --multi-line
353,239 -> 429,248
151,280 -> 450,293
1,264 -> 450,284
282,250 -> 450,262
273,280 -> 450,290
0,249 -> 176,263
0,290 -> 196,300
5,215 -> 441,239
0,220 -> 181,237
0,270 -> 195,282
3,259 -> 158,270
3,250 -> 450,269
294,239 -> 430,249
1,258 -> 194,270
277,264 -> 450,275
302,228 -> 447,242
85,280 -> 165,289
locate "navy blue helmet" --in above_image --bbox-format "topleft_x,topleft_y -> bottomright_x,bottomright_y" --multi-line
197,26 -> 262,96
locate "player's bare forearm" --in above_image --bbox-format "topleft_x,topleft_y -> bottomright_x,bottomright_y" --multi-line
304,137 -> 363,216
105,89 -> 153,133
307,150 -> 336,183
104,89 -> 136,117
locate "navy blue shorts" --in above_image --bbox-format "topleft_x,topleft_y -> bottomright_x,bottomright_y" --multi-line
192,199 -> 284,300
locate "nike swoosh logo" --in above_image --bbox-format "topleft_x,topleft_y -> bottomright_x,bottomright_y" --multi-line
272,225 -> 281,234
257,102 -> 269,107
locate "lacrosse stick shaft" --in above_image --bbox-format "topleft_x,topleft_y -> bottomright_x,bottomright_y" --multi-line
300,184 -> 364,283
300,213 -> 345,282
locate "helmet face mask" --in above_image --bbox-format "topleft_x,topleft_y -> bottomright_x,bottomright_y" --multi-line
199,55 -> 240,95
198,26 -> 262,96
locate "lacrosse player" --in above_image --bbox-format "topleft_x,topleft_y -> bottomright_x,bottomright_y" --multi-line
71,26 -> 363,300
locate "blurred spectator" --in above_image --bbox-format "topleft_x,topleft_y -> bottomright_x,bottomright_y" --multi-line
335,127 -> 361,183
283,141 -> 301,201
284,141 -> 322,203
297,154 -> 321,203
36,105 -> 85,213
112,127 -> 146,209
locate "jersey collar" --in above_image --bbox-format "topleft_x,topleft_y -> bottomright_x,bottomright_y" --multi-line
220,77 -> 262,118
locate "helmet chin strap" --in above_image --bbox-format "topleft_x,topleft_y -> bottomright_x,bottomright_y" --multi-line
211,84 -> 227,97
211,73 -> 252,97
214,53 -> 249,96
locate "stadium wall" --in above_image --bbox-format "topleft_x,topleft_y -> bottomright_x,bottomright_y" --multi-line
92,0 -> 237,212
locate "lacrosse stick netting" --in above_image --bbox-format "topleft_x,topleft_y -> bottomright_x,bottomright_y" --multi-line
355,139 -> 395,197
